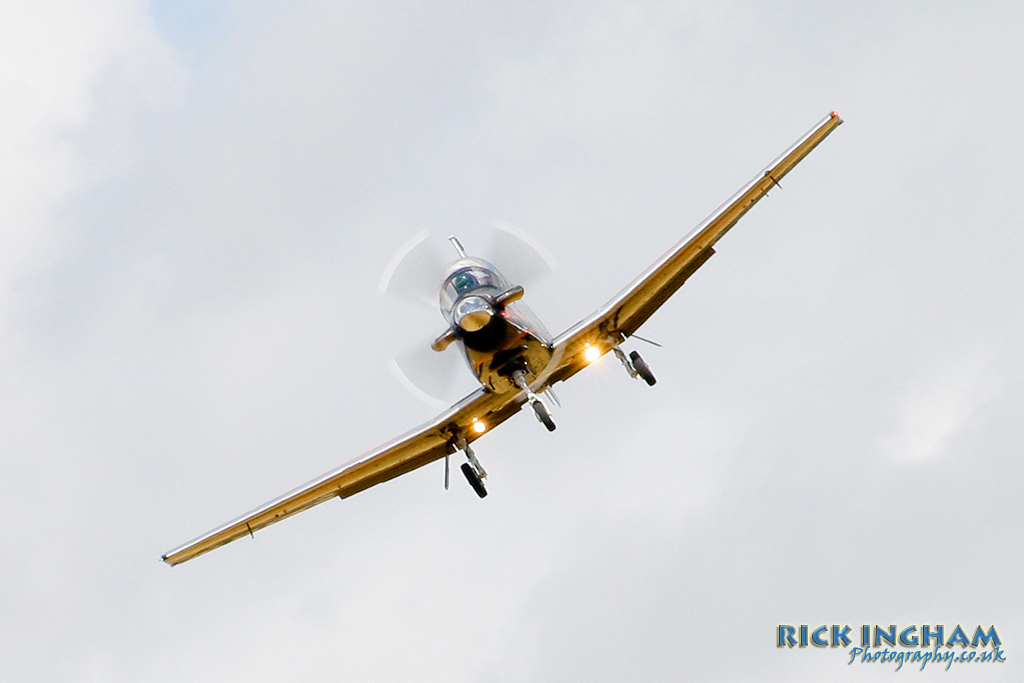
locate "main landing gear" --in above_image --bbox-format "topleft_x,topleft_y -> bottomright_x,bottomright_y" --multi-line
449,437 -> 488,498
613,347 -> 657,386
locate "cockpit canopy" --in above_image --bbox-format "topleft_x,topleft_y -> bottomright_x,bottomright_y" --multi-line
439,260 -> 508,313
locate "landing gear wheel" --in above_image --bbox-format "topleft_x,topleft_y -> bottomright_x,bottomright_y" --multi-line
629,351 -> 656,386
460,462 -> 488,498
532,400 -> 557,432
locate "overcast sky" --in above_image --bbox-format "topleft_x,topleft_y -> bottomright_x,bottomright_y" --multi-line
1,1 -> 1021,681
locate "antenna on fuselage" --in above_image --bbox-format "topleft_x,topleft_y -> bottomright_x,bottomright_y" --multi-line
447,235 -> 468,259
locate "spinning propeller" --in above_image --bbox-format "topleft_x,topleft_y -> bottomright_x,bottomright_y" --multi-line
379,223 -> 556,407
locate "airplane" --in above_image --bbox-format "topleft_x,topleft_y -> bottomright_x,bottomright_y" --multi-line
162,111 -> 843,565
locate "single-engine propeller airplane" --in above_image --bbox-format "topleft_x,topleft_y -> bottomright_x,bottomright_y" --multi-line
162,112 -> 842,565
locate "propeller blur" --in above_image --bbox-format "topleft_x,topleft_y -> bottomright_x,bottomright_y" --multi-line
381,223 -> 555,406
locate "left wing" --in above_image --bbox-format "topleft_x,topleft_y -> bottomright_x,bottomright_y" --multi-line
541,112 -> 843,387
162,387 -> 526,565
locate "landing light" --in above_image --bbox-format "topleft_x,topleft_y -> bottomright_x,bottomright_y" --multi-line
584,344 -> 601,363
472,419 -> 487,433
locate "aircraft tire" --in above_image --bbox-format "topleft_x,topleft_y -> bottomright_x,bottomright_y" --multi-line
532,400 -> 557,432
629,351 -> 656,386
460,462 -> 488,498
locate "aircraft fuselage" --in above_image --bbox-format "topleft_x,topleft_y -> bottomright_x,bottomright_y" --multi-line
439,257 -> 553,394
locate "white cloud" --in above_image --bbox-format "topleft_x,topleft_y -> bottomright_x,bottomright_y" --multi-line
885,353 -> 997,463
0,0 -> 179,299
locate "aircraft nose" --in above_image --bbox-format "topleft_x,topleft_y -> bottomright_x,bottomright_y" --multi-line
454,296 -> 494,332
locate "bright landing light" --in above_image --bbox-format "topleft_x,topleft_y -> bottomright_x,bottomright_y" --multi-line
472,419 -> 487,433
584,344 -> 601,363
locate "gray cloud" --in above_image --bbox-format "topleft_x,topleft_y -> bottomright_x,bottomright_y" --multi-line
0,1 -> 1020,681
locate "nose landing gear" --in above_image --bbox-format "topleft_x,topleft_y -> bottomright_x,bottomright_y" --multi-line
512,369 -> 557,431
530,398 -> 556,432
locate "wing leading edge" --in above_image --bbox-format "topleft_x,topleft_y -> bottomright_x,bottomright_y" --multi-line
542,111 -> 843,387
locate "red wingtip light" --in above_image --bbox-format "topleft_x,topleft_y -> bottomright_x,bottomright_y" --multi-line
831,110 -> 841,118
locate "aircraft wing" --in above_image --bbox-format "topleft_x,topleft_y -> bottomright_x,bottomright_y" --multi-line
161,387 -> 526,565
543,112 -> 843,387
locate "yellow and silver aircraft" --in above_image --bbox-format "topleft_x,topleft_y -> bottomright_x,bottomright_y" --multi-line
162,112 -> 842,565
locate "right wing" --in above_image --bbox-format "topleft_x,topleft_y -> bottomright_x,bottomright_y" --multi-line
162,386 -> 527,565
542,112 -> 843,387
